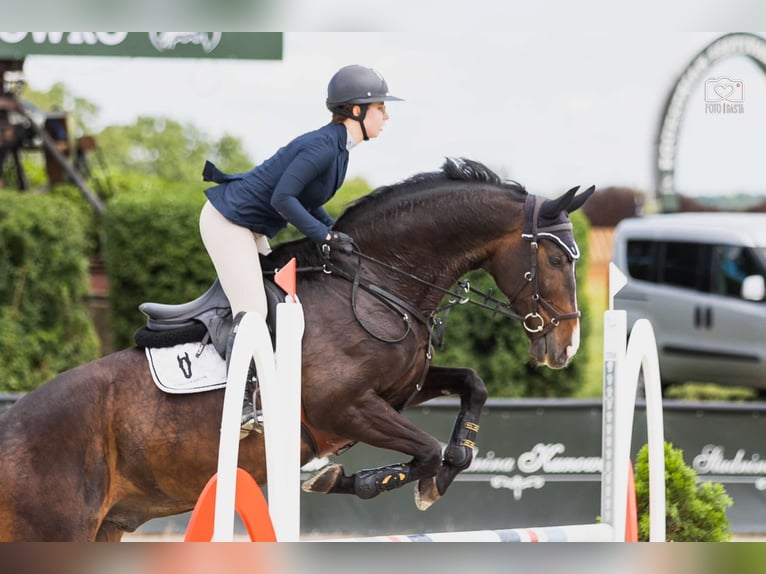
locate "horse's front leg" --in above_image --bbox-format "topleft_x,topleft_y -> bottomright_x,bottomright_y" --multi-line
408,365 -> 488,510
301,392 -> 444,501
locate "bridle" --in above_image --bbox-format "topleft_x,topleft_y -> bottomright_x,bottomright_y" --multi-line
512,194 -> 583,336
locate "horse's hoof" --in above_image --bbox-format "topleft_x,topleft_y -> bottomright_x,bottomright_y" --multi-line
414,477 -> 440,511
302,463 -> 343,493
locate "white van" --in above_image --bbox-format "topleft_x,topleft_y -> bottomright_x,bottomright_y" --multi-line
611,213 -> 766,390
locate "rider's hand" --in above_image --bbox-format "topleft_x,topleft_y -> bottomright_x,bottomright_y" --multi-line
322,231 -> 355,256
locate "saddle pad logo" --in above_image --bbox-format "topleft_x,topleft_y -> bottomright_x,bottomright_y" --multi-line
146,343 -> 227,394
177,352 -> 193,379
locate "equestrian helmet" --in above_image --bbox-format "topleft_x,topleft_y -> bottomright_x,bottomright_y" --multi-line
326,65 -> 403,110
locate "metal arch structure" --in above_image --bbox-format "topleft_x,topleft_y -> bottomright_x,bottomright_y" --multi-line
655,32 -> 766,212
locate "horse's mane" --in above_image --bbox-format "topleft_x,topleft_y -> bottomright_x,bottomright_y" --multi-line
340,158 -> 526,222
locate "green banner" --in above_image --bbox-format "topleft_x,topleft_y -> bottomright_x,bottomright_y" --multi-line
0,32 -> 282,60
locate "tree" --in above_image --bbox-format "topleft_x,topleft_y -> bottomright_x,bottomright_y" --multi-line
21,81 -> 99,138
19,82 -> 253,196
95,116 -> 252,186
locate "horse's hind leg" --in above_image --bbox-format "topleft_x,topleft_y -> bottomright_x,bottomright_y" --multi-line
302,393 -> 444,501
408,366 -> 488,510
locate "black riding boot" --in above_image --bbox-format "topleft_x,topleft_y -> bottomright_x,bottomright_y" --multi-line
226,312 -> 262,438
240,364 -> 262,436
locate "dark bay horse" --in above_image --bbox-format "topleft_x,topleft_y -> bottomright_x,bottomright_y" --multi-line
0,159 -> 593,541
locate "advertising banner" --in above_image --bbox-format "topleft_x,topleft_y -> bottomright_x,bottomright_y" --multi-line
0,32 -> 282,60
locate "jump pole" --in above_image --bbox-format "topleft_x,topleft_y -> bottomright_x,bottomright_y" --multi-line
189,259 -> 304,542
324,263 -> 666,542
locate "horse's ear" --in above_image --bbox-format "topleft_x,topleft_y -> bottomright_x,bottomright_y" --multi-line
540,186 -> 579,218
567,185 -> 596,213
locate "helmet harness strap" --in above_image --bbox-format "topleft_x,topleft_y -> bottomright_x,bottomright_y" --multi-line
334,103 -> 370,141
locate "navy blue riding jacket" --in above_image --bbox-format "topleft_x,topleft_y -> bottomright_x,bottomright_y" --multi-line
203,122 -> 349,244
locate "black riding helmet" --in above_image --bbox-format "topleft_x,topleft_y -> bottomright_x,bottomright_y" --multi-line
326,65 -> 403,141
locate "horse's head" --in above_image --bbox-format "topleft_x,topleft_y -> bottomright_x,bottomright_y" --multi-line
487,185 -> 595,369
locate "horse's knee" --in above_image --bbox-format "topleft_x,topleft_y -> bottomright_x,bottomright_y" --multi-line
464,368 -> 488,408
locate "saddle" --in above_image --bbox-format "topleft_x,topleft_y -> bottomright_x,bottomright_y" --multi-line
134,278 -> 285,355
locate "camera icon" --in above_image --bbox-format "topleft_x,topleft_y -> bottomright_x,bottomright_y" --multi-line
704,77 -> 744,102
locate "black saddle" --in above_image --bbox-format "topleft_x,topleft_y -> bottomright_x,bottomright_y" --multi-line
134,279 -> 285,356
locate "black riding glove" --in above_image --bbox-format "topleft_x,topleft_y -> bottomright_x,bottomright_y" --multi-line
322,231 -> 355,256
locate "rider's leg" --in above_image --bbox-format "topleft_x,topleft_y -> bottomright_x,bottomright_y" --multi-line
200,201 -> 270,433
199,201 -> 267,318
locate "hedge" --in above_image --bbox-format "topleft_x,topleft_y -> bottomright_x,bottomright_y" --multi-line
0,191 -> 100,391
103,184 -> 216,349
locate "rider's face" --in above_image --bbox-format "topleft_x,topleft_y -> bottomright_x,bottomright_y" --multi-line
362,102 -> 389,139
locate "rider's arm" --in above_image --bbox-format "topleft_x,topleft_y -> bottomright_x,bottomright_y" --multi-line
270,142 -> 338,243
311,206 -> 336,229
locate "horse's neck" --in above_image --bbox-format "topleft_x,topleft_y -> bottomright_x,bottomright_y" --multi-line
351,193 -> 523,311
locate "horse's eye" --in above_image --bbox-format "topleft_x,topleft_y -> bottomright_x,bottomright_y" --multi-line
549,255 -> 564,268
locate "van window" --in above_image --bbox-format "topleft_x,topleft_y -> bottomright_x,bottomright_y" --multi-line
662,241 -> 711,291
626,240 -> 657,281
625,238 -> 766,299
712,245 -> 763,298
625,240 -> 711,292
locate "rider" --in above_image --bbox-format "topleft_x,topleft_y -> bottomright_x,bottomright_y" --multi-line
199,64 -> 403,432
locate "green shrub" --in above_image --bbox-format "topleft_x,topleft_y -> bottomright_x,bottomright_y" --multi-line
0,191 -> 99,391
103,184 -> 215,348
634,442 -> 732,541
664,383 -> 756,402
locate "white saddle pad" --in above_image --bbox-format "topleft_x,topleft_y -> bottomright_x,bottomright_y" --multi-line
146,342 -> 227,394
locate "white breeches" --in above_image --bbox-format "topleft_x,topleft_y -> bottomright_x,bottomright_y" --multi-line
199,200 -> 271,318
